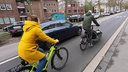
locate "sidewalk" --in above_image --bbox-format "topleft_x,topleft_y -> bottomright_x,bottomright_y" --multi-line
95,17 -> 128,72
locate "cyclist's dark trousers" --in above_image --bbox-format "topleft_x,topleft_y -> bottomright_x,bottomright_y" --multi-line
36,48 -> 47,72
84,29 -> 92,43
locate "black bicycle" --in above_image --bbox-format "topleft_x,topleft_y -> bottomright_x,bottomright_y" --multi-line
80,25 -> 102,51
18,44 -> 69,72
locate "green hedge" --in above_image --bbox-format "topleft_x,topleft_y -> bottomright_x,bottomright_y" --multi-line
0,32 -> 10,37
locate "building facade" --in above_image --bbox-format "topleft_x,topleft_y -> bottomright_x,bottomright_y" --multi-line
0,0 -> 20,28
44,0 -> 59,20
66,2 -> 84,15
0,0 -> 59,28
58,0 -> 85,16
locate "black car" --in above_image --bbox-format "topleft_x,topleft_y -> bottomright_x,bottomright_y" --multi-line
36,20 -> 82,49
69,15 -> 83,22
8,24 -> 24,37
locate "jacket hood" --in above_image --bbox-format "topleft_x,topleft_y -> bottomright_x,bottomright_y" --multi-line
86,12 -> 92,16
23,20 -> 41,32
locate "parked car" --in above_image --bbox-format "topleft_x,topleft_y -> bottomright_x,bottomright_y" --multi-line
36,20 -> 82,50
92,13 -> 100,19
69,14 -> 83,22
8,24 -> 24,37
102,12 -> 110,16
3,25 -> 12,32
3,21 -> 24,32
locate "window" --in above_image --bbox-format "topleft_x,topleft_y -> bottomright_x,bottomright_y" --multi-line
6,4 -> 12,10
43,24 -> 56,30
10,17 -> 15,23
71,4 -> 75,7
24,1 -> 32,5
61,22 -> 71,26
4,17 -> 10,24
68,10 -> 72,13
54,10 -> 56,12
0,4 -> 6,10
81,9 -> 83,12
74,10 -> 77,12
0,18 -> 4,24
68,4 -> 71,7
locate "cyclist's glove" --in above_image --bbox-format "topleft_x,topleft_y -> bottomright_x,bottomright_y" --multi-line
97,24 -> 100,26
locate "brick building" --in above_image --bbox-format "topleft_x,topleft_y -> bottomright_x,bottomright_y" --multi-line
0,0 -> 59,28
58,0 -> 85,16
44,0 -> 59,19
0,0 -> 20,28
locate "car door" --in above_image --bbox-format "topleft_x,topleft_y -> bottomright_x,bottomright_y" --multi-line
59,22 -> 74,40
64,22 -> 78,37
49,23 -> 67,41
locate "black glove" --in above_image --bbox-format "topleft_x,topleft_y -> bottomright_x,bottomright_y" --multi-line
97,24 -> 100,26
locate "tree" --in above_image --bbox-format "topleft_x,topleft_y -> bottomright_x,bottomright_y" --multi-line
122,0 -> 128,10
84,0 -> 92,13
108,0 -> 116,12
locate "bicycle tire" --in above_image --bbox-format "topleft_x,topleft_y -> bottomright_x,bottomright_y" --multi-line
51,47 -> 69,70
18,66 -> 36,72
80,37 -> 89,51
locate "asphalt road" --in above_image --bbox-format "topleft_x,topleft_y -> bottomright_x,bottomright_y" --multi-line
0,11 -> 128,72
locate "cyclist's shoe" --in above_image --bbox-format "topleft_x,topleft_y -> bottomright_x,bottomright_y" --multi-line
42,70 -> 47,72
80,39 -> 84,44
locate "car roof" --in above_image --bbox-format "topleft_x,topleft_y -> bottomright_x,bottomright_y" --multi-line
40,20 -> 66,28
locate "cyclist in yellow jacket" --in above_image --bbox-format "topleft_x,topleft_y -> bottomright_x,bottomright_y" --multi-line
18,15 -> 59,72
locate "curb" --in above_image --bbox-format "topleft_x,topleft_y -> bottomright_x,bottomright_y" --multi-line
95,17 -> 128,72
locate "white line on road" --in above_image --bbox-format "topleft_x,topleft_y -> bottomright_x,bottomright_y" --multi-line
0,56 -> 19,65
83,17 -> 128,72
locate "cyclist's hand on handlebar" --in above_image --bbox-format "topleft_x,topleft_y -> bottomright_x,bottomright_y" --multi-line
55,39 -> 59,43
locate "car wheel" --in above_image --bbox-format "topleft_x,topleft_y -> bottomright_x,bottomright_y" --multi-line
77,28 -> 82,36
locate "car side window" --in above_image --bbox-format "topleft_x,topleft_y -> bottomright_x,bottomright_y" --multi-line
60,22 -> 71,27
43,24 -> 56,30
56,23 -> 63,27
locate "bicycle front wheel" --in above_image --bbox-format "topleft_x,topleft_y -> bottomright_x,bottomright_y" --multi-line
51,47 -> 69,70
18,66 -> 36,72
80,37 -> 89,51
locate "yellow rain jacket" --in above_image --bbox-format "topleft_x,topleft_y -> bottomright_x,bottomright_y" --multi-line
18,20 -> 57,64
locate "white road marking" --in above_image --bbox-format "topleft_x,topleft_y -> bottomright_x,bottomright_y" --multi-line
83,17 -> 128,72
0,56 -> 19,65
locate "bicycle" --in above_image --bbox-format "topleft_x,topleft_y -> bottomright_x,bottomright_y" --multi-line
80,25 -> 102,51
18,44 -> 69,72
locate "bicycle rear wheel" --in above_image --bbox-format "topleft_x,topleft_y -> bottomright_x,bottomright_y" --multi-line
80,37 -> 89,51
51,47 -> 69,70
18,66 -> 36,72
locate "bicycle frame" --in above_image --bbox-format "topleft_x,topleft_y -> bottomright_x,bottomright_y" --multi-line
29,45 -> 56,72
